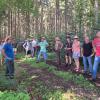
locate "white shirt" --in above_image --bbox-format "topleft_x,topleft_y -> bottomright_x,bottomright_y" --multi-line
32,40 -> 37,47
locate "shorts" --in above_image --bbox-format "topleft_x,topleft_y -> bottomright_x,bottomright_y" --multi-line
73,52 -> 80,59
65,51 -> 72,57
27,50 -> 31,55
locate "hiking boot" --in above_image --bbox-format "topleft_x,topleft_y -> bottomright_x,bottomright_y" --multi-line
9,76 -> 14,79
36,61 -> 39,63
65,63 -> 68,67
88,72 -> 92,76
92,78 -> 96,82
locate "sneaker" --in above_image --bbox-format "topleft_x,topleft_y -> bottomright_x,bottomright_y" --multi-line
9,76 -> 14,79
65,63 -> 68,67
88,72 -> 92,76
36,61 -> 39,63
92,79 -> 96,82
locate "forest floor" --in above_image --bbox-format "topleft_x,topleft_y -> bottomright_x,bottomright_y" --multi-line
47,60 -> 100,87
0,53 -> 100,100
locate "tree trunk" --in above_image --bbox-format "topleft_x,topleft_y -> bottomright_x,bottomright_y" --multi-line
55,0 -> 60,34
65,0 -> 68,34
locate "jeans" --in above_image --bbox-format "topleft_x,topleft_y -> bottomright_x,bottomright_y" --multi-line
5,60 -> 14,76
92,56 -> 100,79
37,51 -> 47,61
31,47 -> 36,57
83,56 -> 93,73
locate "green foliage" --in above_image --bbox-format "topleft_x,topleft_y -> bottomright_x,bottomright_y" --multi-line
14,53 -> 100,99
0,91 -> 30,100
0,71 -> 17,90
19,54 -> 96,90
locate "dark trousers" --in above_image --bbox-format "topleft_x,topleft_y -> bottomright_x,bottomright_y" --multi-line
5,60 -> 14,76
56,51 -> 61,65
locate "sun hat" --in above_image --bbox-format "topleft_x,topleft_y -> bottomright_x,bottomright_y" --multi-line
55,37 -> 60,41
73,35 -> 79,39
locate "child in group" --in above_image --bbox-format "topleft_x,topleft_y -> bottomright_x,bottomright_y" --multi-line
36,37 -> 48,63
72,35 -> 80,72
92,31 -> 100,81
82,36 -> 93,75
55,37 -> 63,65
65,36 -> 72,67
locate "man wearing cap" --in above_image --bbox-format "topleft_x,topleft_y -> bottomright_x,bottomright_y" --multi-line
92,31 -> 100,81
2,36 -> 14,79
36,37 -> 48,63
55,37 -> 63,65
65,36 -> 72,66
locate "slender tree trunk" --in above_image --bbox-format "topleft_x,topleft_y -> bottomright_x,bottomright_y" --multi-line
65,0 -> 68,34
55,0 -> 60,34
8,9 -> 11,36
94,0 -> 99,24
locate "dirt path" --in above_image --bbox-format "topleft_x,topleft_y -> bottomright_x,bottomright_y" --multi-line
18,62 -> 100,100
46,60 -> 100,87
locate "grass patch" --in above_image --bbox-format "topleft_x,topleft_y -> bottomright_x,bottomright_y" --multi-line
14,53 -> 100,99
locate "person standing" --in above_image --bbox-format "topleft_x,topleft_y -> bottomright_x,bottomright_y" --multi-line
0,41 -> 3,67
55,37 -> 63,65
31,38 -> 37,58
23,40 -> 32,57
2,36 -> 14,79
36,37 -> 48,63
65,36 -> 72,67
72,35 -> 80,72
82,36 -> 93,75
92,32 -> 100,81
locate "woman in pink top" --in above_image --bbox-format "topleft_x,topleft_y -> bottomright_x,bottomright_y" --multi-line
72,35 -> 80,71
92,31 -> 100,81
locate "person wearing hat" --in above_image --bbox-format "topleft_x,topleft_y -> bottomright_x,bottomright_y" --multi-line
55,36 -> 63,65
65,36 -> 72,67
72,35 -> 80,72
36,37 -> 48,63
2,36 -> 15,79
92,31 -> 100,81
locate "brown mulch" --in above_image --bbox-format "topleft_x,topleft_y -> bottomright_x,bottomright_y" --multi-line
46,60 -> 100,87
17,62 -> 100,100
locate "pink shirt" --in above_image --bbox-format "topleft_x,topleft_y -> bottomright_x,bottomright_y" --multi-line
93,38 -> 100,56
72,41 -> 80,52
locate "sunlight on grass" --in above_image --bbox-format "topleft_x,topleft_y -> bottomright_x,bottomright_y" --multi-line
62,90 -> 78,100
17,54 -> 96,90
15,53 -> 100,100
31,75 -> 39,79
0,91 -> 4,97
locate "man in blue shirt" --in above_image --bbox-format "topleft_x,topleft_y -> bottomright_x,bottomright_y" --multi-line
2,36 -> 14,79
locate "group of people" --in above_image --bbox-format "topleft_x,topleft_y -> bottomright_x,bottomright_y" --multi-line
23,37 -> 48,63
0,31 -> 100,82
55,32 -> 100,82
